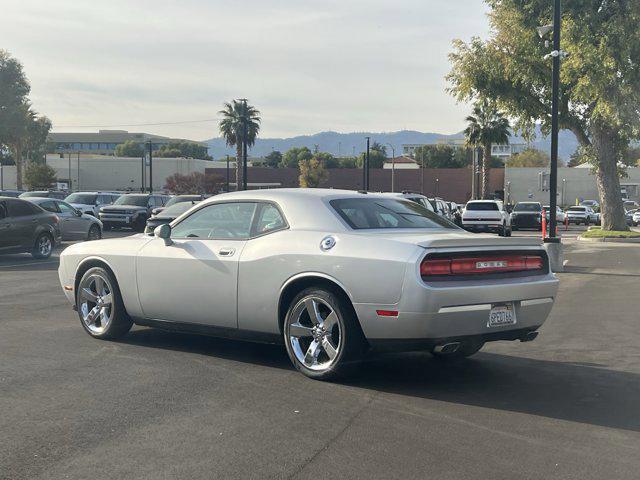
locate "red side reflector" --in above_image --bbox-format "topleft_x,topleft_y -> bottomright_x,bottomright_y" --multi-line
421,255 -> 543,276
376,310 -> 399,317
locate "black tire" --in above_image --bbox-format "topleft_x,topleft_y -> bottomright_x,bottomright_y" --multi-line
283,287 -> 366,380
76,267 -> 133,340
505,226 -> 512,237
32,232 -> 53,259
87,224 -> 102,241
134,216 -> 147,233
431,340 -> 484,360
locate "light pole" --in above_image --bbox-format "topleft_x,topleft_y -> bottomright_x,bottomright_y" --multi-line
538,0 -> 564,269
363,136 -> 370,191
146,141 -> 153,193
420,147 -> 425,194
386,142 -> 396,192
68,153 -> 72,192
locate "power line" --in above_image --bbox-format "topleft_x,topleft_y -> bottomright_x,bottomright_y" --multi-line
53,118 -> 220,128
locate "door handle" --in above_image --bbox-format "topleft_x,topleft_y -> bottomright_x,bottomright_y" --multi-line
218,247 -> 235,257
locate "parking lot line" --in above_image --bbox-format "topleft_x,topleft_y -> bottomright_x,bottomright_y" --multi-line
0,260 -> 58,269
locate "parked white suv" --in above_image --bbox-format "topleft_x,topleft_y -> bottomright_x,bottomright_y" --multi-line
566,205 -> 597,225
65,192 -> 120,217
462,200 -> 511,236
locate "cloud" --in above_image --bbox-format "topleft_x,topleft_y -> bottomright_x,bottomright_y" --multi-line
3,0 -> 489,140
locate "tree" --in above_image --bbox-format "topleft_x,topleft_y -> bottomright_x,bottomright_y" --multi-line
507,148 -> 550,168
463,99 -> 510,198
164,172 -> 223,194
299,156 -> 328,188
24,115 -> 52,163
282,147 -> 312,168
218,100 -> 261,189
356,149 -> 386,169
412,144 -> 471,168
24,163 -> 56,189
156,141 -> 211,159
371,142 -> 387,157
568,148 -> 587,168
447,1 -> 640,230
314,151 -> 339,168
264,150 -> 283,168
115,140 -> 144,157
338,157 -> 358,168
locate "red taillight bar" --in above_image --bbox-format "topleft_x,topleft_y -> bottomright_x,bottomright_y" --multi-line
421,255 -> 544,276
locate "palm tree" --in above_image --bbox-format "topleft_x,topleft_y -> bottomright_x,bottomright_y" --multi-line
218,100 -> 261,190
464,99 -> 510,199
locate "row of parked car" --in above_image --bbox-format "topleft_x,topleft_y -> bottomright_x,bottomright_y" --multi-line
0,189 -> 208,260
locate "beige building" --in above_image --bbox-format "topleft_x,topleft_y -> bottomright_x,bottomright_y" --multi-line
48,130 -> 208,156
403,137 -> 526,161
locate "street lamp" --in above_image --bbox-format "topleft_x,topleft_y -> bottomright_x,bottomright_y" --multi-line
363,137 -> 370,191
146,141 -> 153,193
539,0 -> 564,269
386,142 -> 396,192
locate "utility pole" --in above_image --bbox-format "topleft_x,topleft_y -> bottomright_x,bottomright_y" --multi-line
141,154 -> 145,192
364,137 -> 370,191
238,98 -> 249,191
147,141 -> 153,193
68,153 -> 72,191
77,152 -> 80,191
420,147 -> 425,195
226,154 -> 230,192
386,143 -> 396,192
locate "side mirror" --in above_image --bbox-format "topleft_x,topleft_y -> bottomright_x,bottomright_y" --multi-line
74,209 -> 82,217
154,223 -> 173,246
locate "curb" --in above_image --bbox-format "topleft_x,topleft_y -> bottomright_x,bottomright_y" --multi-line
577,235 -> 640,244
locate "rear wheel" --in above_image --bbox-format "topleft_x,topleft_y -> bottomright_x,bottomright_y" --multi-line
32,233 -> 53,259
283,287 -> 365,380
77,267 -> 132,339
431,340 -> 484,360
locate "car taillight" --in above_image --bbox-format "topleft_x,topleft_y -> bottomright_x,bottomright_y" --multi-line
421,254 -> 543,276
52,215 -> 59,224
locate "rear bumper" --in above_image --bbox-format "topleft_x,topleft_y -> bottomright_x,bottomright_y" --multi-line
462,221 -> 503,232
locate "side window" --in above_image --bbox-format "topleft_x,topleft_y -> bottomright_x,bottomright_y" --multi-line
255,204 -> 286,235
0,202 -> 7,219
97,195 -> 107,204
40,201 -> 60,213
7,200 -> 38,217
171,202 -> 257,240
57,202 -> 75,214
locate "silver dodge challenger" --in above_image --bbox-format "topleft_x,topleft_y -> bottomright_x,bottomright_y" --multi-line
58,189 -> 559,380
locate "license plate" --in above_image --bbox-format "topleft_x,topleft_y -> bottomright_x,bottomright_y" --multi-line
488,303 -> 516,327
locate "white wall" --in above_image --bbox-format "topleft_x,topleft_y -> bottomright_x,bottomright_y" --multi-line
505,167 -> 640,206
0,165 -> 17,190
45,155 -> 215,191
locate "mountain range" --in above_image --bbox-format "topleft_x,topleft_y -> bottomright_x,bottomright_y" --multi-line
206,127 -> 579,161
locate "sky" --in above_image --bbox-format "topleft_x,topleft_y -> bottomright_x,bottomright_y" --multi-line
2,0 -> 490,141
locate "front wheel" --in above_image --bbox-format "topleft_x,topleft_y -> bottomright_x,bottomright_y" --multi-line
284,287 -> 365,380
32,233 -> 53,259
87,224 -> 102,241
77,267 -> 132,339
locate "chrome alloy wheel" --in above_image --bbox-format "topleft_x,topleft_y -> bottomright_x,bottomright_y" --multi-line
38,235 -> 52,257
79,274 -> 114,334
287,296 -> 342,371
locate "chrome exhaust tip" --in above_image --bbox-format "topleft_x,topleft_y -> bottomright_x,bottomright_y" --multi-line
433,342 -> 461,354
520,331 -> 539,342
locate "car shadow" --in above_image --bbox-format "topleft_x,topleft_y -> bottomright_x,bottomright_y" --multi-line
118,328 -> 639,432
345,351 -> 640,432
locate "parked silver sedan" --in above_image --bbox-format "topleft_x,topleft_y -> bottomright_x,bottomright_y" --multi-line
27,198 -> 102,241
58,189 -> 558,380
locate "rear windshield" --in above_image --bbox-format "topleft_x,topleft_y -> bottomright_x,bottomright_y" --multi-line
158,202 -> 196,217
465,202 -> 499,211
568,206 -> 586,212
65,193 -> 97,204
113,194 -> 149,206
514,203 -> 542,212
20,191 -> 47,198
330,198 -> 455,230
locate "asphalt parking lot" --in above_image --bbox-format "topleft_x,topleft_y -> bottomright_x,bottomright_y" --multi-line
1,227 -> 639,479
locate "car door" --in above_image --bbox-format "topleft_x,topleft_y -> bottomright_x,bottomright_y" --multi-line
136,201 -> 258,327
5,200 -> 39,249
57,201 -> 88,239
0,201 -> 17,250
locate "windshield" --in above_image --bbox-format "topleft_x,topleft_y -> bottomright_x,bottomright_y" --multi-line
65,193 -> 97,204
514,203 -> 541,212
113,194 -> 149,207
330,198 -> 455,230
158,202 -> 196,217
165,195 -> 201,207
465,202 -> 498,211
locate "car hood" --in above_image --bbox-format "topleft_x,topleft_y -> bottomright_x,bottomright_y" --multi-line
70,202 -> 93,209
352,229 -> 543,249
61,233 -> 151,257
